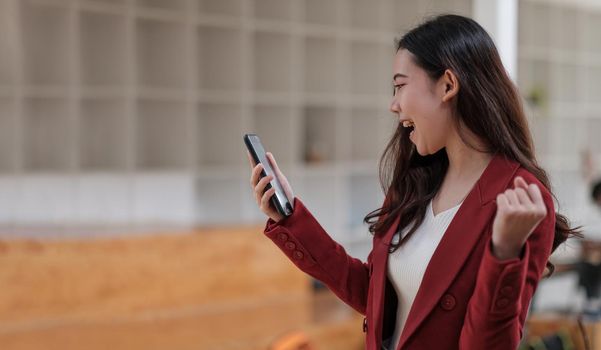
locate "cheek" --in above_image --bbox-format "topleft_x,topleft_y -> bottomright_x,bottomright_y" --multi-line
401,88 -> 438,120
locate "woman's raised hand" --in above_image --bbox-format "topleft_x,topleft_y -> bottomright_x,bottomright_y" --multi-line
491,176 -> 548,260
248,151 -> 295,223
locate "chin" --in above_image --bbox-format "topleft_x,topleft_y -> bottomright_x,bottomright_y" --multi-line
415,144 -> 443,157
414,146 -> 429,157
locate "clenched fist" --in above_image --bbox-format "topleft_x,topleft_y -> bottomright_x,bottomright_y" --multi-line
491,176 -> 548,260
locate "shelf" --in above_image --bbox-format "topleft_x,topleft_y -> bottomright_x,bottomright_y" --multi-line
136,0 -> 188,12
583,11 -> 601,54
20,0 -> 71,86
80,11 -> 127,86
350,41 -> 388,96
132,173 -> 196,224
253,31 -> 292,93
547,168 -> 588,210
14,175 -> 77,225
304,0 -> 338,26
552,63 -> 581,103
84,0 -> 126,5
303,106 -> 336,164
384,0 -> 420,32
253,0 -> 292,22
517,58 -> 551,108
350,108 -> 382,161
585,66 -> 601,104
197,102 -> 243,167
529,116 -> 551,156
550,5 -> 580,52
380,113 -> 397,146
548,117 -> 589,157
349,0 -> 381,31
22,98 -> 71,172
197,176 -> 243,224
348,173 -> 383,228
197,0 -> 242,17
419,0 -> 472,19
304,36 -> 337,94
136,99 -> 189,170
136,18 -> 187,89
79,0 -> 127,15
0,99 -> 16,173
295,172 -> 338,236
0,1 -> 16,86
79,98 -> 128,171
250,104 -> 294,164
518,0 -> 550,48
585,119 -> 601,156
197,25 -> 242,92
74,174 -> 131,224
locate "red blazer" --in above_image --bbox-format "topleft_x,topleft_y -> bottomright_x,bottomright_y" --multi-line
263,153 -> 555,349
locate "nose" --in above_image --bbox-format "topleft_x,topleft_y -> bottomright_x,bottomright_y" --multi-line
389,96 -> 400,114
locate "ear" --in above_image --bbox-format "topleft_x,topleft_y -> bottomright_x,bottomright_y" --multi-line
440,69 -> 459,102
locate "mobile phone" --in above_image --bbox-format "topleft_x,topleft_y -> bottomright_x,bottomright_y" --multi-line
244,133 -> 293,217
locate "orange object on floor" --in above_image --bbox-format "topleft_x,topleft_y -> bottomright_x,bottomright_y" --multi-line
269,331 -> 316,350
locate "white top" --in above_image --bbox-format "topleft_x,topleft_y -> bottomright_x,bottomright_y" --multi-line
386,199 -> 463,350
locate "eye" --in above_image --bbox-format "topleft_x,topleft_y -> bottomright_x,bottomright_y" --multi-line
392,84 -> 406,95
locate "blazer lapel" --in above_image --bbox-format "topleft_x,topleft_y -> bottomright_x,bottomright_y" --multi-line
369,212 -> 400,347
396,153 -> 520,349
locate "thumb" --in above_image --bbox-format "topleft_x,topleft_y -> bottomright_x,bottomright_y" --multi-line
266,152 -> 281,175
514,176 -> 528,190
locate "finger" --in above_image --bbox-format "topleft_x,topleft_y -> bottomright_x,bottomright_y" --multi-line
250,163 -> 264,186
267,152 -> 289,186
496,193 -> 509,210
514,176 -> 529,190
260,187 -> 276,212
254,174 -> 273,198
527,183 -> 547,214
527,183 -> 544,204
514,187 -> 535,209
266,152 -> 295,202
504,189 -> 520,207
266,152 -> 281,176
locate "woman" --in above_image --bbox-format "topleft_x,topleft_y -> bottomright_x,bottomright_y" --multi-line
248,15 -> 580,350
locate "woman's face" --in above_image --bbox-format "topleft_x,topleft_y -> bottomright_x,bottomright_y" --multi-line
389,49 -> 455,156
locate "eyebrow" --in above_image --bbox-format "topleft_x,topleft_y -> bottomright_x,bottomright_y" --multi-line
393,73 -> 408,81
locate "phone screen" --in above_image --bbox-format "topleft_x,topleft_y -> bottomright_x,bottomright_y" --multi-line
244,134 -> 292,216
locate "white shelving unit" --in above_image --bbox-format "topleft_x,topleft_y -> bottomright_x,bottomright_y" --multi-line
517,0 -> 601,221
79,98 -> 128,171
0,0 -> 476,247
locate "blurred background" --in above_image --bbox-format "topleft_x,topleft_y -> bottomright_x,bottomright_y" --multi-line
0,0 -> 600,349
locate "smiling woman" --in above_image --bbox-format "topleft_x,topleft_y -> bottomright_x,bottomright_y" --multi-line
248,14 -> 582,350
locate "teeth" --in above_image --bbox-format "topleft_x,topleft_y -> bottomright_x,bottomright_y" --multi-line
402,121 -> 415,128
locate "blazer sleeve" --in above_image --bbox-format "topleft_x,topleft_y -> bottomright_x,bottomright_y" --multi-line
263,197 -> 372,315
459,176 -> 556,350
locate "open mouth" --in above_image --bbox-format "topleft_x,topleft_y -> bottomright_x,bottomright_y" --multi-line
402,120 -> 415,137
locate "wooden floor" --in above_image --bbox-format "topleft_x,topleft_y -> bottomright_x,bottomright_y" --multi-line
0,226 -> 364,350
526,313 -> 601,350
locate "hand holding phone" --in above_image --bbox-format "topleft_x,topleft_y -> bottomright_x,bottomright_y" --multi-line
245,134 -> 294,221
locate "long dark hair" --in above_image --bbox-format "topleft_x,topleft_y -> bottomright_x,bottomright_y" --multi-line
364,14 -> 581,274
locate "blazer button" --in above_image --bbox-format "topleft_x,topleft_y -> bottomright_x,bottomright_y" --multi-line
277,233 -> 288,242
293,251 -> 304,260
496,298 -> 510,308
440,294 -> 456,311
363,317 -> 368,332
285,241 -> 296,250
